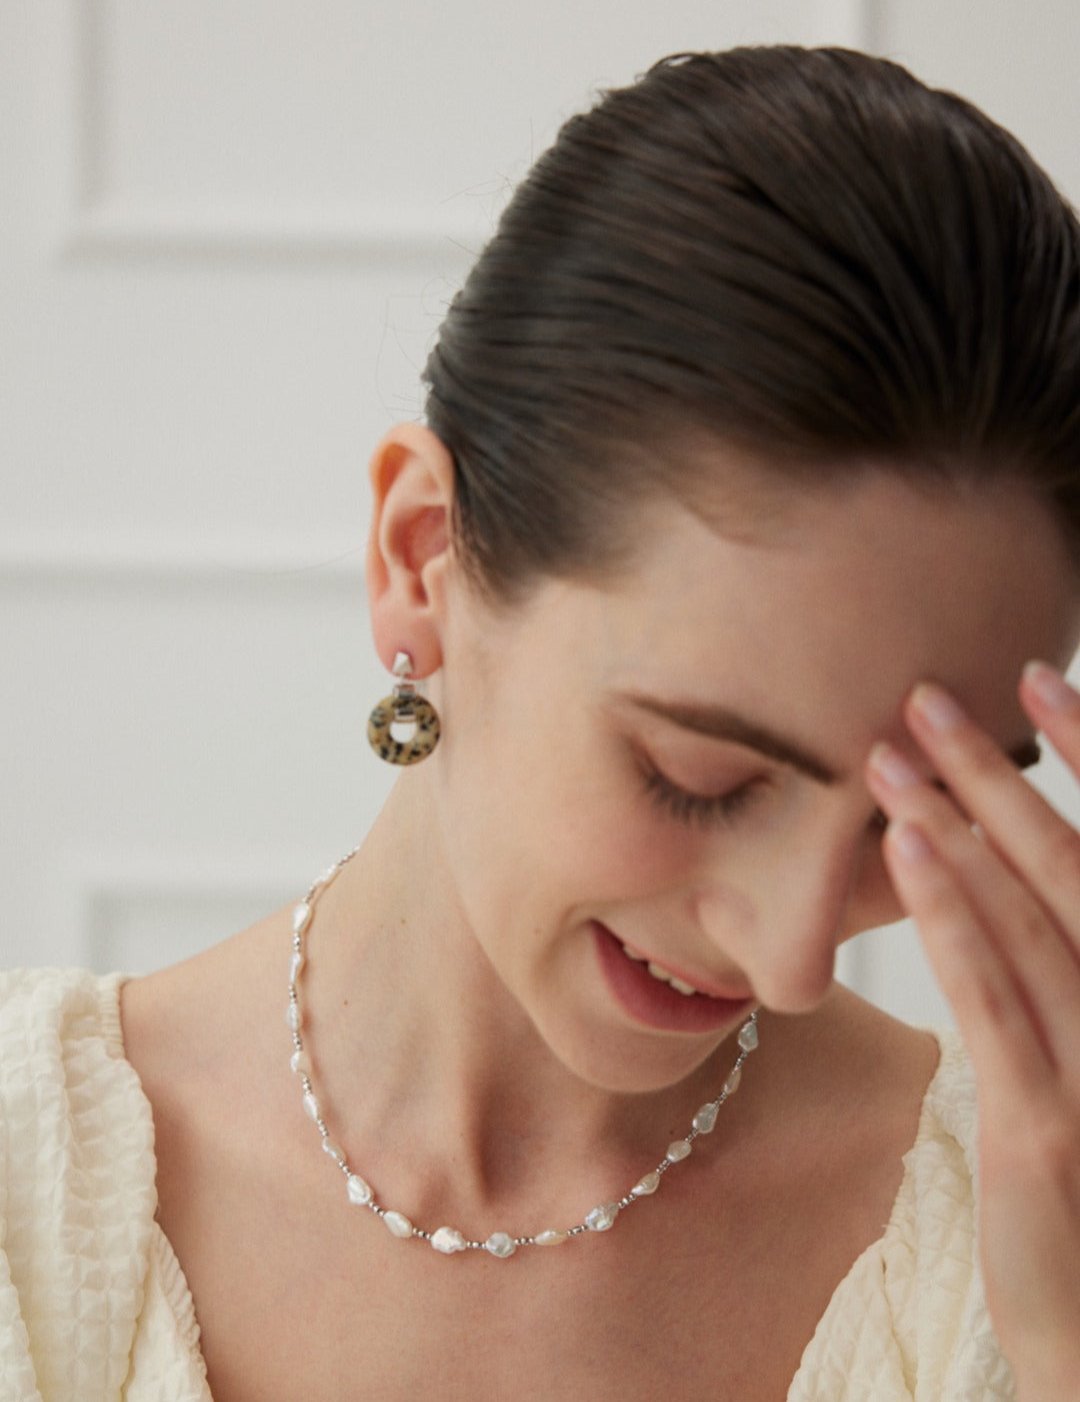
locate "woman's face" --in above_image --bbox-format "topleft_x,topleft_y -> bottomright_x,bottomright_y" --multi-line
428,463 -> 1080,1092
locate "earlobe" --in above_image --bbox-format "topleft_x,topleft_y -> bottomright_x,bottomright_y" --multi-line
364,422 -> 457,675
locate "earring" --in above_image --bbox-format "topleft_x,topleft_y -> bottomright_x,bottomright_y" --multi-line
367,650 -> 441,765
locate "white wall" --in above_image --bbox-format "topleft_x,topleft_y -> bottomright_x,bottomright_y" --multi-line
3,0 -> 1078,1032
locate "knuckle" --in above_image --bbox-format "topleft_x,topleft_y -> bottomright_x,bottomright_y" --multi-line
982,1110 -> 1080,1192
1038,824 -> 1080,890
1011,902 -> 1052,953
960,726 -> 1004,777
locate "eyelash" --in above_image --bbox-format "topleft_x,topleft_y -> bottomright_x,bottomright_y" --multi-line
638,765 -> 763,829
640,764 -> 891,835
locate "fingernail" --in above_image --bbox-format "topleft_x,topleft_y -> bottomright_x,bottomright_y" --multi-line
869,741 -> 922,788
1023,660 -> 1079,712
889,821 -> 933,862
910,683 -> 965,733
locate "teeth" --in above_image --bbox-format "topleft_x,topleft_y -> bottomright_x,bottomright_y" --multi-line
618,938 -> 702,996
646,959 -> 699,997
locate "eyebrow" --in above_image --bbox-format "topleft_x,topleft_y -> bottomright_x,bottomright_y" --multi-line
617,691 -> 1042,783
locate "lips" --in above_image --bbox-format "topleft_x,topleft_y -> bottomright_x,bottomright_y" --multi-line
591,922 -> 756,1033
606,929 -> 754,1002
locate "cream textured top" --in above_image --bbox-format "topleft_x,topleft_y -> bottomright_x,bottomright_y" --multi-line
0,965 -> 1017,1401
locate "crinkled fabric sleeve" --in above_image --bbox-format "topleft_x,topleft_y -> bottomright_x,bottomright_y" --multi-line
787,1029 -> 1017,1401
0,966 -> 157,1402
122,1227 -> 213,1401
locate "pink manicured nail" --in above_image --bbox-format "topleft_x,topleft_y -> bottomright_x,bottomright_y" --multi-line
1023,660 -> 1079,712
889,821 -> 932,862
869,742 -> 922,788
910,683 -> 965,733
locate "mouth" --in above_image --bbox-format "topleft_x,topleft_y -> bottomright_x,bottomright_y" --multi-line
591,922 -> 756,1034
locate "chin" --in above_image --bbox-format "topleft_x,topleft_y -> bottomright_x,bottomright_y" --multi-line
536,1006 -> 735,1097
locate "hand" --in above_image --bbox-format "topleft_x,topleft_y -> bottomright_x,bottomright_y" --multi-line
864,661 -> 1080,1401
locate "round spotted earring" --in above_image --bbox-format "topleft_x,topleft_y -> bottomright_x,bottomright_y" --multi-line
367,650 -> 441,765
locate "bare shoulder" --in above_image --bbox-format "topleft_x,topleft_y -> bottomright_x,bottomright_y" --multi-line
118,902 -> 295,1125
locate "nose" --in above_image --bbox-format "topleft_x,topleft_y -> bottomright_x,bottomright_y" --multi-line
695,831 -> 855,1014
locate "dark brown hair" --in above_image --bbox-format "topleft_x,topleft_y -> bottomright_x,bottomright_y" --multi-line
420,45 -> 1080,607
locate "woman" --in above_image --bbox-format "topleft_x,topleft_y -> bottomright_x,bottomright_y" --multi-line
2,44 -> 1079,1401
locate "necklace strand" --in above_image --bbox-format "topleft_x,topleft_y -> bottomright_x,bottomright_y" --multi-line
286,845 -> 761,1258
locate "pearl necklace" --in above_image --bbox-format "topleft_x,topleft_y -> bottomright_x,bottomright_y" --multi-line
286,845 -> 761,1258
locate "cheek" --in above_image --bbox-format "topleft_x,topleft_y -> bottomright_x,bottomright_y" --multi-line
540,781 -> 692,900
575,826 -> 690,899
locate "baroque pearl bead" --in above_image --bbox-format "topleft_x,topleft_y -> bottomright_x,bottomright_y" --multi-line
484,1232 -> 517,1258
585,1202 -> 619,1232
666,1138 -> 692,1162
382,1211 -> 413,1238
293,902 -> 312,934
289,1048 -> 311,1076
285,1001 -> 301,1031
723,1066 -> 742,1096
693,1101 -> 720,1134
534,1229 -> 568,1246
302,1090 -> 320,1121
431,1226 -> 467,1254
738,1020 -> 759,1052
322,1139 -> 345,1163
347,1174 -> 372,1205
289,951 -> 305,984
631,1170 -> 661,1196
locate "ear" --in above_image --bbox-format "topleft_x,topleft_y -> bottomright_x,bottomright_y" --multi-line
364,422 -> 457,678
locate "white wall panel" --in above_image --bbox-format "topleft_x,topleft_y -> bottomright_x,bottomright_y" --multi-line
67,859 -> 306,974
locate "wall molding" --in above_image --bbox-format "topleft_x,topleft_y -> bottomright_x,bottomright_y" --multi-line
57,0 -> 489,265
60,202 -> 488,265
64,849 -> 323,972
0,535 -> 366,587
56,0 -> 883,264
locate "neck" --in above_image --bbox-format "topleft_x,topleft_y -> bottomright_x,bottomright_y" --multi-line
298,776 -> 769,1233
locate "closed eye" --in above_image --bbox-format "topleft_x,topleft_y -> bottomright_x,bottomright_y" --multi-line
638,764 -> 764,829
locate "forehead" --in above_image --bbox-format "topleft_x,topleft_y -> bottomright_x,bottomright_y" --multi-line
581,469 -> 1080,758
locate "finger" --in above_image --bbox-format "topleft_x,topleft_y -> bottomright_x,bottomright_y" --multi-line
1019,658 -> 1080,766
868,745 -> 1080,1081
901,678 -> 1080,957
881,818 -> 1054,1101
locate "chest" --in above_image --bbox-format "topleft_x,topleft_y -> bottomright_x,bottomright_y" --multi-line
155,1134 -> 898,1402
